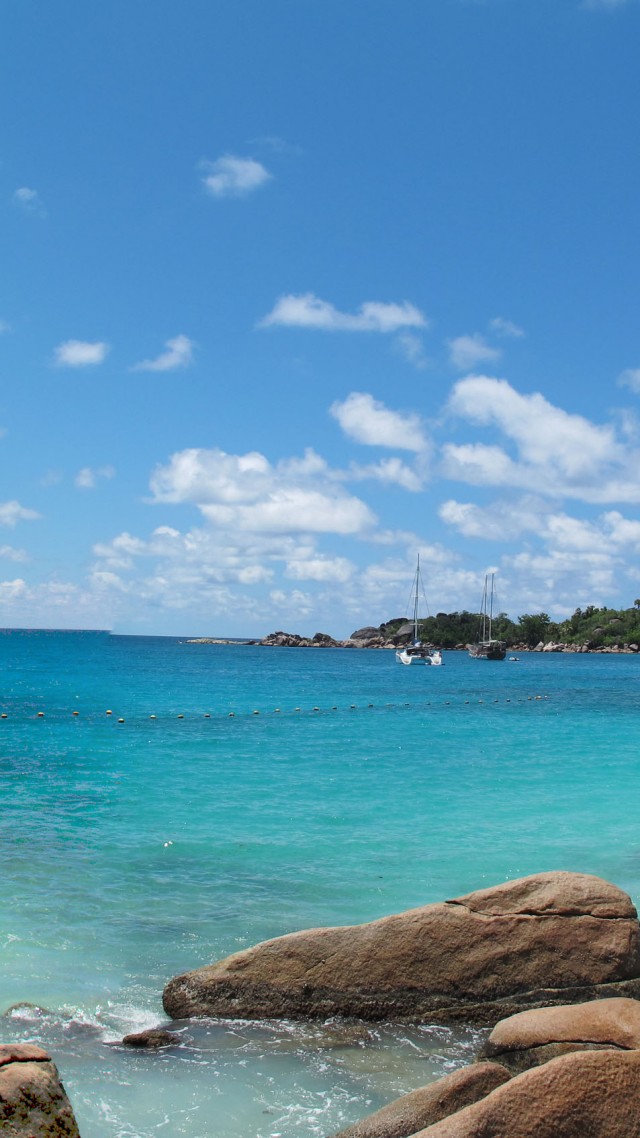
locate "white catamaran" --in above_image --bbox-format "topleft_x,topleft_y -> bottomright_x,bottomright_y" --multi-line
395,555 -> 443,667
467,573 -> 506,661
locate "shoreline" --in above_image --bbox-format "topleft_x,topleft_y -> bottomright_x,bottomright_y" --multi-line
186,634 -> 640,654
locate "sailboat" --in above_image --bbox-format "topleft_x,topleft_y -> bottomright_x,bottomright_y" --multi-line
467,574 -> 506,660
395,555 -> 443,666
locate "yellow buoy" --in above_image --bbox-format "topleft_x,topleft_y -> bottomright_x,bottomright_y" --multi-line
72,710 -> 79,716
1,712 -> 7,718
149,714 -> 156,719
106,710 -> 112,716
118,717 -> 125,723
37,711 -> 44,717
177,714 -> 184,718
204,713 -> 210,718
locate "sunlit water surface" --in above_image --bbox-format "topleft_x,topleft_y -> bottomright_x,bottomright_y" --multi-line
1,630 -> 640,1136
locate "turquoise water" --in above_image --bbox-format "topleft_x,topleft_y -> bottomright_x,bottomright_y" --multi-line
1,630 -> 640,1136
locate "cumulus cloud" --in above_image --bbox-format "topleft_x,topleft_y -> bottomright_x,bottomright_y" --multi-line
445,376 -> 624,499
259,293 -> 428,333
201,155 -> 272,197
75,465 -> 115,490
448,333 -> 501,371
54,340 -> 109,367
330,392 -> 427,452
285,555 -> 354,583
149,445 -> 376,536
346,457 -> 427,492
0,500 -> 40,527
13,187 -> 45,216
0,545 -> 27,562
395,332 -> 428,369
131,334 -> 194,372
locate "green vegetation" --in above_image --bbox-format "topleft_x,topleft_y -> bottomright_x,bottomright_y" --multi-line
382,604 -> 640,649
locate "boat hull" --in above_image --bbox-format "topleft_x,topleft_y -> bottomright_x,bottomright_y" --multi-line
396,648 -> 443,666
467,641 -> 506,661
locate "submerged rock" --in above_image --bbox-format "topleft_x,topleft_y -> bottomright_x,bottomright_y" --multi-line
331,1061 -> 511,1138
163,871 -> 640,1024
412,1049 -> 640,1136
0,1043 -> 81,1136
481,996 -> 640,1072
121,1028 -> 181,1049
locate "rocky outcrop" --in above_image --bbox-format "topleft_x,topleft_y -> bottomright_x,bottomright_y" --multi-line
481,996 -> 640,1072
259,630 -> 343,648
163,872 -> 640,1024
411,1048 -> 640,1136
331,1062 -> 511,1138
121,1028 -> 181,1049
0,1044 -> 80,1136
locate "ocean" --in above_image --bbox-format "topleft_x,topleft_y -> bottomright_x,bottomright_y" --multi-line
1,629 -> 639,1137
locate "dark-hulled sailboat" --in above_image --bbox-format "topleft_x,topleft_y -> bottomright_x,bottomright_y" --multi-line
467,573 -> 506,660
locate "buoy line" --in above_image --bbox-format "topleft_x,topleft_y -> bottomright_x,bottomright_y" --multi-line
0,695 -> 551,723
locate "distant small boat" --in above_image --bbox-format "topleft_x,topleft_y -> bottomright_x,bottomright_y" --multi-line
509,656 -> 520,663
395,555 -> 443,667
468,574 -> 506,661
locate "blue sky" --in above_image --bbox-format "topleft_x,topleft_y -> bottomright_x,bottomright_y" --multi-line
2,0 -> 640,635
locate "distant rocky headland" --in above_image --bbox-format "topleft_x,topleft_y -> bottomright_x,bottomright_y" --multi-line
187,602 -> 640,653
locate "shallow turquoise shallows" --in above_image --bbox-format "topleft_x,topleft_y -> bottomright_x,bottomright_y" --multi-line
1,630 -> 640,1136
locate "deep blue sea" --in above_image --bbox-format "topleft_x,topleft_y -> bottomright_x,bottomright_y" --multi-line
1,629 -> 640,1137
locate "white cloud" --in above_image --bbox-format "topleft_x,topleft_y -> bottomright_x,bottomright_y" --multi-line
54,340 -> 109,367
346,456 -> 426,492
439,497 -> 541,541
330,392 -> 427,452
13,187 -> 45,216
0,500 -> 40,527
618,368 -> 640,393
131,334 -> 194,373
259,293 -> 428,333
201,155 -> 272,198
75,465 -> 115,490
441,442 -> 518,486
448,333 -> 501,371
285,555 -> 354,583
489,316 -> 525,339
0,545 -> 27,562
446,376 -> 620,494
149,445 -> 376,536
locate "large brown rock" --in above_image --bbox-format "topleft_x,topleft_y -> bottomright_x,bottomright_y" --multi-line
0,1044 -> 81,1136
163,871 -> 640,1022
482,996 -> 640,1072
411,1048 -> 640,1136
331,1062 -> 511,1138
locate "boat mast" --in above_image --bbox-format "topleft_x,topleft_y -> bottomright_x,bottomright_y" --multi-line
480,576 -> 488,642
413,554 -> 420,641
488,573 -> 494,641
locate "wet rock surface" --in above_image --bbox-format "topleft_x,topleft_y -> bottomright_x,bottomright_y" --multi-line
163,871 -> 640,1023
331,1061 -> 511,1138
481,996 -> 640,1072
121,1028 -> 182,1049
0,1044 -> 81,1136
411,1048 -> 640,1136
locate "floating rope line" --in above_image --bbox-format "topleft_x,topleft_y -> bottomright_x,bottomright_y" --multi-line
0,696 -> 551,723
